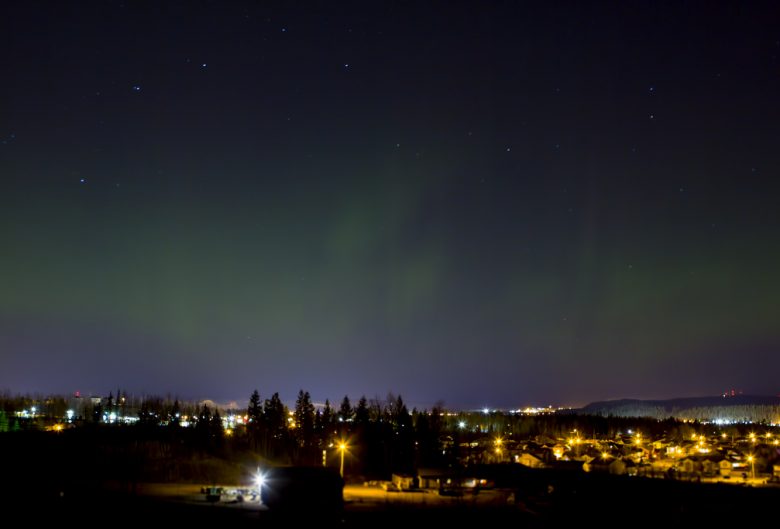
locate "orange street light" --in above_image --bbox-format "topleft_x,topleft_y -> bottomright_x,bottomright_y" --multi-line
338,441 -> 347,478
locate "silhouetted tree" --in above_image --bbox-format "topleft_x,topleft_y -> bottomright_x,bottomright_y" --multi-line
116,388 -> 124,416
211,409 -> 224,445
394,395 -> 411,428
264,393 -> 285,435
294,390 -> 315,450
198,404 -> 211,425
339,396 -> 353,423
248,389 -> 263,450
389,395 -> 414,472
317,399 -> 335,447
264,392 -> 287,458
314,408 -> 323,436
195,404 -> 212,448
355,396 -> 369,426
415,406 -> 444,467
368,396 -> 383,422
322,399 -> 334,431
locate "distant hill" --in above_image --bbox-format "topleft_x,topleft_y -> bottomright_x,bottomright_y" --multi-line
577,395 -> 780,422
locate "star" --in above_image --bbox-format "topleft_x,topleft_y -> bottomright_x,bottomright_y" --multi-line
80,178 -> 86,184
201,63 -> 207,68
343,63 -> 349,69
132,85 -> 141,92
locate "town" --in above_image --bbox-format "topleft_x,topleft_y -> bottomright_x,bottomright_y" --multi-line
3,390 -> 779,491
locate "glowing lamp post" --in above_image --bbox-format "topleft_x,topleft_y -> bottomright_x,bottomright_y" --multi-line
254,470 -> 265,490
339,442 -> 347,478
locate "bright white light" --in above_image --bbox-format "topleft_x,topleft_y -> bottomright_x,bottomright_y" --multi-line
482,408 -> 489,415
66,410 -> 74,421
108,412 -> 117,423
31,406 -> 37,414
458,421 -> 466,429
255,471 -> 266,490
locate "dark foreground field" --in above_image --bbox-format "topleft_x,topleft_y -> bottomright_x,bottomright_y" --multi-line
5,469 -> 780,527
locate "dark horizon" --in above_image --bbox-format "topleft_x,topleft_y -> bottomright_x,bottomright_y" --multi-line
2,1 -> 779,408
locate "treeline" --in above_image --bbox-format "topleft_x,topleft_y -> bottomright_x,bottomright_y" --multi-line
5,389 -> 778,481
581,402 -> 780,423
0,393 -> 70,432
0,389 -> 451,478
673,405 -> 780,423
241,390 -> 449,477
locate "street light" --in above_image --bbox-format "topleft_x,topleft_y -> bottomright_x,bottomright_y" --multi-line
338,441 -> 347,478
493,437 -> 503,460
747,455 -> 755,481
254,469 -> 266,490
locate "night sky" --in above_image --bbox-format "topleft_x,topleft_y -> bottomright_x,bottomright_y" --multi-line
2,1 -> 779,408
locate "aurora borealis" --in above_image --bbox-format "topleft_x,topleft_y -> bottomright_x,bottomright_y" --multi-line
2,2 -> 779,407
